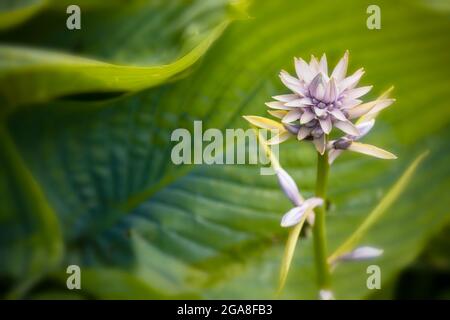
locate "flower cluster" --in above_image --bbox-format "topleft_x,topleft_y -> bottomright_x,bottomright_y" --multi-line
244,51 -> 396,160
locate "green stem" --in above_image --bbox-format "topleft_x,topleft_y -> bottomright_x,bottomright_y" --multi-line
313,150 -> 332,291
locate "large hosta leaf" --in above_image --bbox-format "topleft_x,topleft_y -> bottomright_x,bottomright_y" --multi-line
0,0 -> 46,30
0,0 -> 244,112
1,0 -> 450,299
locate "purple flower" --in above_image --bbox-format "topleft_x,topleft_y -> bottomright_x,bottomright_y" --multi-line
264,51 -> 395,154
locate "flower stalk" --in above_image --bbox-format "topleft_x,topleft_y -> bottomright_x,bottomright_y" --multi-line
244,51 -> 398,299
313,150 -> 332,291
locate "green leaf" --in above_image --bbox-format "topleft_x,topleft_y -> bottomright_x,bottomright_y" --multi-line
328,151 -> 428,264
30,290 -> 86,300
0,0 -> 46,30
50,266 -> 201,299
0,0 -> 244,112
0,123 -> 63,298
1,0 -> 450,299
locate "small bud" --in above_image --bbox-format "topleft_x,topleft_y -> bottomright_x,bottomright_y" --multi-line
275,168 -> 302,206
333,138 -> 352,150
283,123 -> 300,135
337,246 -> 383,262
319,290 -> 335,300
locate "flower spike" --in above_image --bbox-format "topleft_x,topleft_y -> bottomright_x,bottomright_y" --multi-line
244,51 -> 395,154
243,52 -> 398,299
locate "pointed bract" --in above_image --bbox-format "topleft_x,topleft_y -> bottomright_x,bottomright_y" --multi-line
266,131 -> 291,145
348,142 -> 397,159
243,115 -> 286,132
267,110 -> 288,119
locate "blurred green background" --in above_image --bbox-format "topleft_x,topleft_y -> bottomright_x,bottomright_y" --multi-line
0,0 -> 449,299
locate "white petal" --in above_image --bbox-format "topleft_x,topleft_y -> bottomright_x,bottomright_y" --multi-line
309,55 -> 320,74
298,97 -> 314,105
280,205 -> 307,227
308,73 -> 323,98
313,135 -> 326,154
265,101 -> 293,110
266,131 -> 292,145
328,149 -> 343,164
307,212 -> 315,226
339,68 -> 364,90
313,107 -> 327,117
319,53 -> 328,75
329,109 -> 347,121
272,94 -> 298,102
267,110 -> 288,119
280,197 -> 323,227
338,246 -> 384,261
300,111 -> 316,124
344,85 -> 373,99
304,197 -> 324,209
340,98 -> 363,109
352,88 -> 395,121
334,120 -> 360,136
275,168 -> 303,206
366,99 -> 395,116
285,99 -> 311,107
354,119 -> 375,139
346,101 -> 375,119
295,57 -> 313,83
315,83 -> 325,100
280,70 -> 300,84
319,117 -> 332,134
331,50 -> 349,81
282,109 -> 302,123
280,71 -> 307,96
323,78 -> 338,103
297,126 -> 311,140
348,142 -> 397,159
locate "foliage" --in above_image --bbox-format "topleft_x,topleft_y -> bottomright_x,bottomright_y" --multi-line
0,0 -> 449,299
